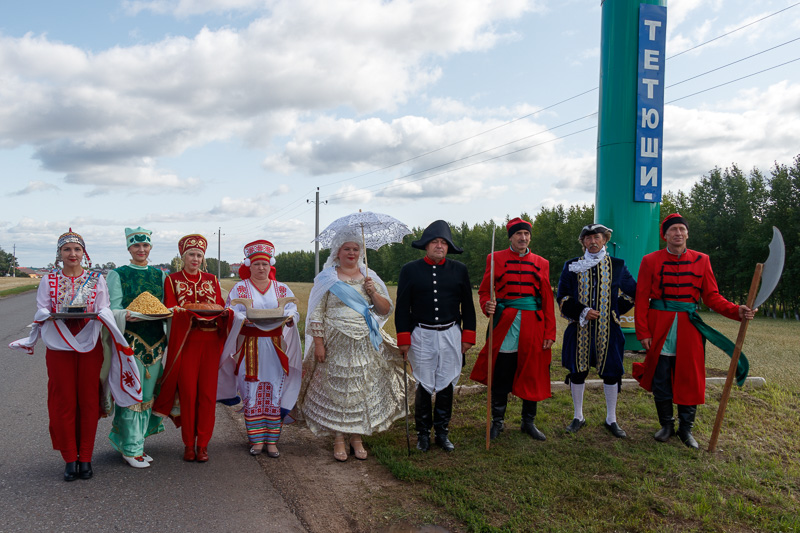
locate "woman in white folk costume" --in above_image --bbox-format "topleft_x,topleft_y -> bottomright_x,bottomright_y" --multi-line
8,229 -> 141,482
222,240 -> 301,457
105,227 -> 167,468
299,230 -> 407,462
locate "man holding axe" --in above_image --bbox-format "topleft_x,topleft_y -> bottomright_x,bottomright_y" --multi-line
471,217 -> 556,441
633,213 -> 756,449
396,220 -> 476,452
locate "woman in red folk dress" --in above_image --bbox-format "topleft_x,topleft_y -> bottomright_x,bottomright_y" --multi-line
153,234 -> 230,462
10,230 -> 109,481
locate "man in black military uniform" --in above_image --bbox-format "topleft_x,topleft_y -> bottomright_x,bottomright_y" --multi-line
395,220 -> 476,452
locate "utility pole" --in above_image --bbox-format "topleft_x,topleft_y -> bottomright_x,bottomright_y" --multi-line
307,187 -> 327,276
12,244 -> 16,277
213,227 -> 225,278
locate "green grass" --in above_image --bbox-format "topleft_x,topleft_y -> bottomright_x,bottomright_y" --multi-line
0,284 -> 38,298
368,384 -> 800,532
231,280 -> 800,531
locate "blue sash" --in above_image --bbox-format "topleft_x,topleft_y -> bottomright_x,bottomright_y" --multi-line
329,281 -> 382,351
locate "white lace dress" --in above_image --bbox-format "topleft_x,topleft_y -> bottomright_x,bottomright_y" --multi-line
300,279 -> 407,436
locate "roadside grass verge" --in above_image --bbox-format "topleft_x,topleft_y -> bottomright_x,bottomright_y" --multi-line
368,383 -> 800,532
0,283 -> 38,298
244,280 -> 800,531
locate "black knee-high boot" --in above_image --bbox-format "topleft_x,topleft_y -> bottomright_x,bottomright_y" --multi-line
520,400 -> 546,441
433,384 -> 455,451
653,399 -> 675,442
677,404 -> 699,449
490,391 -> 508,440
415,386 -> 432,452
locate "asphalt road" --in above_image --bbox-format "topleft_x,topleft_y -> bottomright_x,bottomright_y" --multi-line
0,290 -> 306,532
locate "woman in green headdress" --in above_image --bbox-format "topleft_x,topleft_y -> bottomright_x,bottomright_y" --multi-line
106,227 -> 167,468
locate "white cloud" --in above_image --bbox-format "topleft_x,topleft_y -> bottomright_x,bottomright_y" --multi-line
0,0 -> 539,195
664,81 -> 800,190
7,180 -> 60,196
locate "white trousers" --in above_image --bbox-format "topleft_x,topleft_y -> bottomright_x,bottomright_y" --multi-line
408,324 -> 462,394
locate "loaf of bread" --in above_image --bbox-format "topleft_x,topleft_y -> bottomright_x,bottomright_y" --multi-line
184,302 -> 223,311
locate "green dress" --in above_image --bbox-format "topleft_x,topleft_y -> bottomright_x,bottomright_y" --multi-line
107,264 -> 167,457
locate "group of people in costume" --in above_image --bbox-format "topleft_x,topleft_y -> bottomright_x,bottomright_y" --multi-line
9,211 -> 756,481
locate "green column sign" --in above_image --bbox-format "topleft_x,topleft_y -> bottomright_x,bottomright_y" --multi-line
597,0 -> 666,347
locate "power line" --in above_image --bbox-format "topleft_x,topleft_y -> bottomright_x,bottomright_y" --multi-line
320,3 -> 799,194
325,54 -> 800,203
325,126 -> 597,202
667,2 -> 800,60
319,88 -> 599,189
667,55 -> 800,104
254,3 -> 800,218
667,37 -> 800,88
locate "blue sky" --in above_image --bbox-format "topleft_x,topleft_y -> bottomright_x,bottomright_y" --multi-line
1,0 -> 799,268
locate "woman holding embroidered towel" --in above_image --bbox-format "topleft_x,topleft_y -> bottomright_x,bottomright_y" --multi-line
299,230 -> 406,462
222,240 -> 301,458
9,229 -> 140,482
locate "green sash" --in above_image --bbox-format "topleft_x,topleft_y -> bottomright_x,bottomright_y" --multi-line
650,299 -> 749,386
491,296 -> 542,330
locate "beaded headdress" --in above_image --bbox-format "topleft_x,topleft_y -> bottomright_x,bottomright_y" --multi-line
55,228 -> 92,268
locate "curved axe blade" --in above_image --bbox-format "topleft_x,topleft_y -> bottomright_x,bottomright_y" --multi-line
753,227 -> 785,309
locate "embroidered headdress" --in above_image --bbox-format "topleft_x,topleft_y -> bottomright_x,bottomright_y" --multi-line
239,239 -> 276,280
507,217 -> 532,238
56,228 -> 92,268
178,234 -> 208,256
125,227 -> 152,248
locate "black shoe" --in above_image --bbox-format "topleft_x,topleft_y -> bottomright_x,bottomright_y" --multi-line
566,418 -> 586,433
489,420 -> 504,440
521,421 -> 546,441
654,424 -> 675,442
654,399 -> 675,442
414,386 -> 433,452
604,422 -> 627,439
78,461 -> 93,480
678,428 -> 699,449
521,400 -> 546,441
434,434 -> 455,452
64,461 -> 78,482
677,405 -> 699,449
490,392 -> 508,440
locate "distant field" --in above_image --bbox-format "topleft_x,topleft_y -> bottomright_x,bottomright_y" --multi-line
0,277 -> 39,297
0,277 -> 39,290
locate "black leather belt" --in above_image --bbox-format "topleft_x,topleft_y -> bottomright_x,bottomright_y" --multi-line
418,321 -> 455,331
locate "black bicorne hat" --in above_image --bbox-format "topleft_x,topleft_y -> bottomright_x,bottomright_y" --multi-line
411,220 -> 463,254
579,223 -> 612,240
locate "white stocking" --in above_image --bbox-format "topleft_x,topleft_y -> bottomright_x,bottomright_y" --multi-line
604,384 -> 618,425
571,383 -> 585,421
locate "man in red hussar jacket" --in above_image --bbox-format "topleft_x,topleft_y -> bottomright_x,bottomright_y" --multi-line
471,217 -> 556,441
633,214 -> 756,449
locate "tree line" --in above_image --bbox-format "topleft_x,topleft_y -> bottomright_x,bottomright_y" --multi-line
272,155 -> 799,318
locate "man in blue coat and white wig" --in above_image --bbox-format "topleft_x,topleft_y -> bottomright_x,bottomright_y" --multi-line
556,223 -> 637,438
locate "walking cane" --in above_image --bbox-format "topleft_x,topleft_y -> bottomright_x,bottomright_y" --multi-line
707,227 -> 784,452
485,225 -> 496,451
404,362 -> 411,456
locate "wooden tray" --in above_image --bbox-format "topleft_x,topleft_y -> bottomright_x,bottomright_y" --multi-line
186,308 -> 225,316
135,312 -> 173,319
